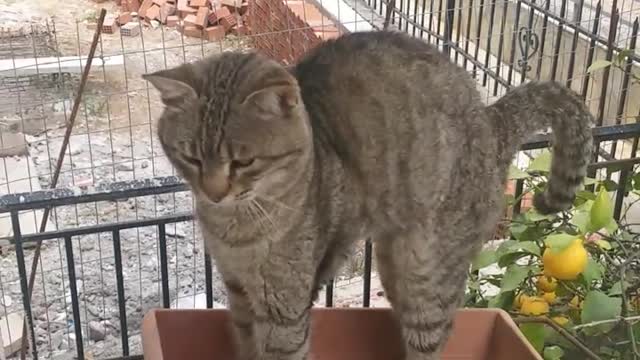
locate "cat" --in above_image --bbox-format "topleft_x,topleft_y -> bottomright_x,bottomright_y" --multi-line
143,30 -> 593,360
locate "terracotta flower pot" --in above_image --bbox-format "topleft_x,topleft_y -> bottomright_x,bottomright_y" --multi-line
142,308 -> 542,359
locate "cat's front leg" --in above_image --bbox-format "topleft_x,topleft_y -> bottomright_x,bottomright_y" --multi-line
224,280 -> 259,360
251,272 -> 314,360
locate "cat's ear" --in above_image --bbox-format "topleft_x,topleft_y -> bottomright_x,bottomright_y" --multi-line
242,85 -> 300,115
143,67 -> 198,104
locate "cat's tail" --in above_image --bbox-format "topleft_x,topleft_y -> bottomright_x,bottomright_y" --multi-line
485,81 -> 593,214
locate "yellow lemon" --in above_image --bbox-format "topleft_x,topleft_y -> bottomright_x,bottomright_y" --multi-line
520,296 -> 550,316
536,276 -> 558,292
542,292 -> 557,304
542,239 -> 588,280
569,295 -> 583,309
551,316 -> 570,326
513,293 -> 530,309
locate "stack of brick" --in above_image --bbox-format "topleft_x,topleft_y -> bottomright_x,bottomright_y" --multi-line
246,0 -> 340,64
113,0 -> 249,40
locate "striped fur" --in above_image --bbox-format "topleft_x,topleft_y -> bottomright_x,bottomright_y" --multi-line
145,31 -> 593,360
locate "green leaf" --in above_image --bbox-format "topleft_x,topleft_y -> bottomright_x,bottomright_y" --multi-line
543,345 -> 564,360
516,241 -> 541,256
595,239 -> 612,250
471,249 -> 497,271
544,233 -> 576,252
501,265 -> 529,292
590,188 -> 614,232
583,177 -> 597,186
608,281 -> 628,296
616,49 -> 634,64
587,59 -> 613,73
604,218 -> 618,234
581,257 -> 604,285
498,252 -> 530,268
525,209 -> 555,222
508,165 -> 530,180
520,323 -> 545,353
570,209 -> 591,234
487,291 -> 514,310
580,291 -> 622,334
528,151 -> 552,173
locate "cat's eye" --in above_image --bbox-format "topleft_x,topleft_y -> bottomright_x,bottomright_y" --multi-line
232,158 -> 255,168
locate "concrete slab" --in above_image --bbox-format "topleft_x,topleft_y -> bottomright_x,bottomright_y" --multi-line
0,312 -> 23,358
0,155 -> 55,247
0,133 -> 28,158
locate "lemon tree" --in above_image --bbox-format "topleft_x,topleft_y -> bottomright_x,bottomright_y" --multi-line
464,151 -> 640,360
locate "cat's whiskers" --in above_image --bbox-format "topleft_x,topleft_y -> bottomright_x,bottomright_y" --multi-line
256,194 -> 300,213
251,199 -> 279,234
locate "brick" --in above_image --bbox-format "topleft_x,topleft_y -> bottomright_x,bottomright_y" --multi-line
214,6 -> 231,19
125,0 -> 141,11
101,16 -> 118,34
238,1 -> 248,15
138,0 -> 154,17
182,25 -> 202,38
183,14 -> 198,26
160,3 -> 176,22
177,0 -> 197,12
216,7 -> 236,30
153,0 -> 167,4
166,15 -> 180,26
231,23 -> 248,36
220,0 -> 240,8
205,25 -> 225,41
145,4 -> 161,20
194,7 -> 209,27
121,22 -> 141,36
118,12 -> 133,25
190,0 -> 207,6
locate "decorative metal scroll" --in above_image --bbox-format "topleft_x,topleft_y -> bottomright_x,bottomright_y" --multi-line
517,25 -> 540,72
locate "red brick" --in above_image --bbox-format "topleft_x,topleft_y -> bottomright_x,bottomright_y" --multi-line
160,3 -> 176,22
205,25 -> 225,41
166,15 -> 180,26
231,23 -> 248,36
101,16 -> 118,34
177,0 -> 197,12
118,12 -> 133,25
153,0 -> 167,5
238,1 -> 249,15
190,0 -> 207,6
145,4 -> 161,20
194,7 -> 209,27
125,0 -> 141,12
182,25 -> 203,38
183,14 -> 198,26
219,12 -> 237,30
138,0 -> 154,17
213,6 -> 231,20
220,0 -> 239,6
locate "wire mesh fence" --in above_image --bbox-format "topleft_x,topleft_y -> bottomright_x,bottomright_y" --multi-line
0,0 -> 638,358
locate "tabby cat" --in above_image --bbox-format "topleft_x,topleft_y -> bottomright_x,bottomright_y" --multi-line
144,31 -> 593,360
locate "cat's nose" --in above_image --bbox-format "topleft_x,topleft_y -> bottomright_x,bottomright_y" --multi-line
200,172 -> 230,203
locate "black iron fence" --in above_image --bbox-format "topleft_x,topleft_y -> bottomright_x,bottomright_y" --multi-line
1,0 -> 639,359
2,124 -> 640,359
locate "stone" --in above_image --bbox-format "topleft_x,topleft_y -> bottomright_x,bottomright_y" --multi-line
0,132 -> 27,157
88,321 -> 107,341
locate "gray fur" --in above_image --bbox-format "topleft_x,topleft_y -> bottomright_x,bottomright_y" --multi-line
144,31 -> 593,360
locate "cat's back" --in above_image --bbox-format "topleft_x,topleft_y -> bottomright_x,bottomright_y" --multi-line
294,31 -> 493,223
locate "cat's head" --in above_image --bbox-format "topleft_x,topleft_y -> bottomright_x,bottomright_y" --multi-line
143,52 -> 312,206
